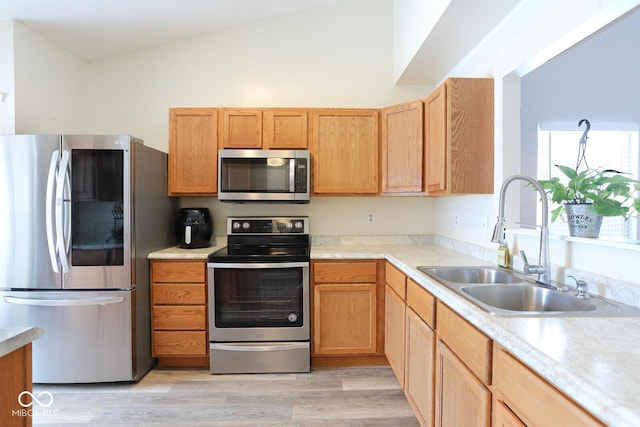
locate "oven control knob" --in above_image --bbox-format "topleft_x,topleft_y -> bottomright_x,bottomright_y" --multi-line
285,221 -> 293,229
242,222 -> 250,230
294,221 -> 303,230
232,222 -> 241,230
287,313 -> 298,323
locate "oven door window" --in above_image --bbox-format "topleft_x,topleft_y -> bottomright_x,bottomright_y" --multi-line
213,267 -> 304,328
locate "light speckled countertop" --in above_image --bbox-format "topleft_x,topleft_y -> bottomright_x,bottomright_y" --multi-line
147,238 -> 226,260
149,238 -> 640,426
313,242 -> 640,427
0,327 -> 44,358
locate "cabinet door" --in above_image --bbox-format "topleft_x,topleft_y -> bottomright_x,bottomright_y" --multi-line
385,285 -> 406,387
435,340 -> 491,427
494,347 -> 605,427
313,283 -> 377,355
424,84 -> 447,194
493,400 -> 526,427
424,78 -> 494,195
168,108 -> 218,195
221,109 -> 263,148
381,100 -> 424,193
263,109 -> 308,149
311,109 -> 379,194
447,78 -> 494,194
405,308 -> 435,427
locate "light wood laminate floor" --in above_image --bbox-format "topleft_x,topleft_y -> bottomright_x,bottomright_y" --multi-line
32,366 -> 420,426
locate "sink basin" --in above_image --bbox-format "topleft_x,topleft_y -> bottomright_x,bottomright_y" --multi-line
417,265 -> 640,317
417,266 -> 522,284
461,284 -> 596,313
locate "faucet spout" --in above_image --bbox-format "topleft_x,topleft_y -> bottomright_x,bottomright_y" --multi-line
491,175 -> 551,285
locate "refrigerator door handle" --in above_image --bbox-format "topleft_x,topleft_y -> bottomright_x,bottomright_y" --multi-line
46,150 -> 60,273
3,296 -> 126,307
55,150 -> 71,273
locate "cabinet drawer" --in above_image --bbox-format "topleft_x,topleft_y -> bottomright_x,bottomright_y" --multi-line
494,347 -> 604,427
152,283 -> 206,305
385,262 -> 406,300
437,301 -> 491,384
151,260 -> 205,283
153,331 -> 207,356
313,261 -> 377,283
153,306 -> 206,330
406,278 -> 435,329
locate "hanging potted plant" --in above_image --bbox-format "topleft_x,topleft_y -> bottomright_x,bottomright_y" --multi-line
539,165 -> 640,238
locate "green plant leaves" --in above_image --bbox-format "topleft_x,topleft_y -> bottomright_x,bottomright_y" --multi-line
539,165 -> 640,221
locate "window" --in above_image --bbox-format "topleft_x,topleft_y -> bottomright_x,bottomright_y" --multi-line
537,124 -> 639,240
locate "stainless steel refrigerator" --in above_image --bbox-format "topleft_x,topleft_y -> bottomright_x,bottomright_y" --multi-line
0,135 -> 176,383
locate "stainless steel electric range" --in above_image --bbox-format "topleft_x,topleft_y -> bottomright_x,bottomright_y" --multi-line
207,216 -> 310,374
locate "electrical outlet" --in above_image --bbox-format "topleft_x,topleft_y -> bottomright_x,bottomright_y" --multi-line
454,213 -> 460,228
367,212 -> 375,224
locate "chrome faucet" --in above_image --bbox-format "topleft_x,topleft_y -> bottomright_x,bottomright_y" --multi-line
491,175 -> 552,286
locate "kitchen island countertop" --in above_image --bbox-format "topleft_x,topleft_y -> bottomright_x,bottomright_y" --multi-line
0,327 -> 44,358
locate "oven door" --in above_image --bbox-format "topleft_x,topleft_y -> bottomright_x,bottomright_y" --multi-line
208,261 -> 309,342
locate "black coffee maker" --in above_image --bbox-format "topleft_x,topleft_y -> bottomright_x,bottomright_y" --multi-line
175,208 -> 213,249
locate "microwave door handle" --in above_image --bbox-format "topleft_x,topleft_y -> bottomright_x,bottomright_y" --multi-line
289,159 -> 295,192
45,150 -> 60,273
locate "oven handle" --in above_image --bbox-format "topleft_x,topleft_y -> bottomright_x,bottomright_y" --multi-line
212,343 -> 309,352
208,262 -> 309,269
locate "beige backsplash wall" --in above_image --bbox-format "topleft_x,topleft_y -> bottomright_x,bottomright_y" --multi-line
179,196 -> 435,237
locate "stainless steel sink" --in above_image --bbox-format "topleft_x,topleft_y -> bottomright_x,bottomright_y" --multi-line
461,284 -> 596,313
417,266 -> 640,317
418,267 -> 521,284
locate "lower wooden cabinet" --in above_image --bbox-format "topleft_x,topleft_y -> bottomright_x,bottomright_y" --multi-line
311,260 -> 385,365
1,344 -> 32,427
405,307 -> 435,427
435,339 -> 491,427
150,259 -> 208,367
435,301 -> 492,427
385,284 -> 406,385
493,345 -> 605,427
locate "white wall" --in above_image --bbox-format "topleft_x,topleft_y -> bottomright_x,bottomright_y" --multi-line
12,22 -> 88,134
520,7 -> 640,222
393,0 -> 449,82
87,0 -> 429,153
433,0 -> 640,248
0,20 -> 15,134
434,0 -> 640,285
85,0 -> 435,237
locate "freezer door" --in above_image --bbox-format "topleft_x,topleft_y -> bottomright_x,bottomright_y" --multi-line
0,290 -> 136,383
62,135 -> 133,289
0,135 -> 63,290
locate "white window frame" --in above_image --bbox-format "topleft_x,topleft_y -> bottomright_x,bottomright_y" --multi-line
537,123 -> 640,241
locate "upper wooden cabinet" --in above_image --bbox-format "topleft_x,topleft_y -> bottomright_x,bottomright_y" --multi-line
220,108 -> 309,149
381,100 -> 424,194
168,108 -> 218,196
424,78 -> 494,195
310,108 -> 379,195
221,109 -> 263,148
264,109 -> 309,149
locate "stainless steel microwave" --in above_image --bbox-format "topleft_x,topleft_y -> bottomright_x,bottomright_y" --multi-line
218,149 -> 310,203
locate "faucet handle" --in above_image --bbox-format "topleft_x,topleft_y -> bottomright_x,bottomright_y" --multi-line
520,250 -> 545,274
